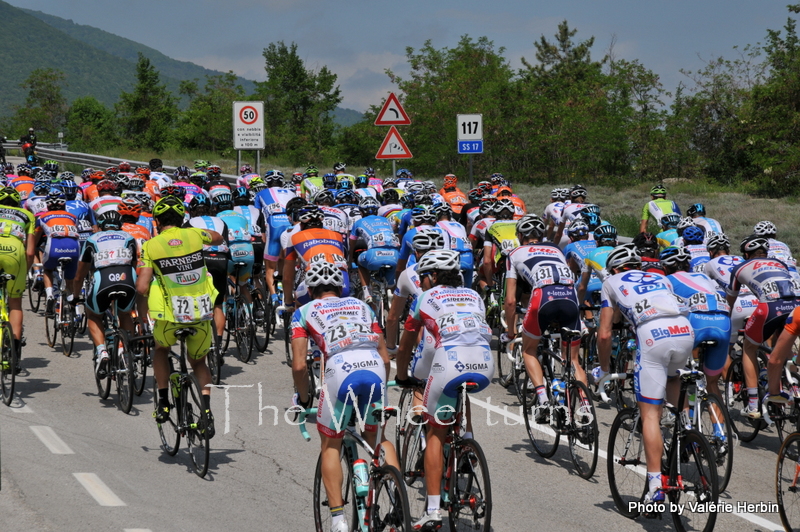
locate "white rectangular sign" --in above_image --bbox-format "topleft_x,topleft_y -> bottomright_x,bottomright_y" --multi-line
457,114 -> 483,141
233,101 -> 264,150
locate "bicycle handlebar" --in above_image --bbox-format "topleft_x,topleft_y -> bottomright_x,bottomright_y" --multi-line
297,407 -> 319,442
596,373 -> 627,404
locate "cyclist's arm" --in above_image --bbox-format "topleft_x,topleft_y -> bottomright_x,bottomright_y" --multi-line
554,219 -> 566,245
291,335 -> 310,403
26,227 -> 41,262
136,267 -> 154,297
386,293 -> 405,350
505,276 -> 517,337
396,314 -> 421,380
375,333 -> 391,380
597,306 -> 616,373
576,269 -> 590,304
768,327 -> 799,395
482,241 -> 494,287
282,258 -> 296,306
639,203 -> 650,233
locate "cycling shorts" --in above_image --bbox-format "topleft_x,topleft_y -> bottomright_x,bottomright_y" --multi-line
411,331 -> 436,381
204,252 -> 228,306
153,319 -> 212,361
264,216 -> 292,261
730,293 -> 758,343
0,237 -> 27,297
316,350 -> 385,438
522,284 -> 580,340
688,312 -> 730,376
228,242 -> 254,285
357,248 -> 399,286
296,269 -> 350,305
43,237 -> 80,280
634,316 -> 695,405
744,299 -> 800,345
86,266 -> 136,314
422,344 -> 493,427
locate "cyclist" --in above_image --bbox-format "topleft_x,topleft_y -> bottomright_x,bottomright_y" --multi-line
594,244 -> 692,506
0,187 -> 34,373
25,180 -> 51,217
639,183 -> 680,233
89,179 -> 122,216
483,198 -> 518,293
33,189 -> 82,317
468,196 -> 497,250
458,188 -> 483,231
377,188 -> 402,220
74,211 -> 139,377
396,249 -> 493,530
353,174 -> 378,200
553,184 -> 588,246
439,173 -> 468,214
119,197 -> 151,262
563,220 -> 595,279
215,193 -> 255,304
576,224 -> 618,305
290,261 -> 396,532
543,188 -> 569,241
254,173 -> 295,307
137,196 -> 222,436
11,165 -> 35,201
496,185 -> 526,220
686,203 -> 723,238
395,205 -> 446,279
435,202 -> 474,287
233,187 -> 266,288
753,220 -> 793,262
314,190 -> 349,239
349,197 -> 400,304
656,213 -> 681,249
681,225 -> 710,271
726,235 -> 800,418
633,232 -> 665,274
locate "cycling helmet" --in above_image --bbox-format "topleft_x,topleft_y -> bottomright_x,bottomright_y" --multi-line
494,198 -> 515,220
306,260 -> 344,288
264,170 -> 284,188
496,186 -> 513,197
45,189 -> 66,211
59,179 -> 79,200
433,201 -> 452,218
417,250 -> 461,274
659,246 -> 691,267
115,174 -> 131,190
333,162 -> 346,173
581,204 -> 601,216
381,189 -> 400,205
233,187 -> 250,206
383,177 -> 398,189
302,165 -> 317,177
632,232 -> 659,252
118,161 -> 131,173
189,172 -> 207,187
97,210 -> 123,230
359,197 -> 380,216
581,212 -> 602,231
706,232 -> 730,252
188,193 -> 210,213
135,166 -> 151,177
567,220 -> 589,239
753,220 -> 777,238
336,190 -> 359,205
606,243 -> 641,271
119,197 -> 143,219
550,188 -> 563,200
33,180 -> 50,196
490,173 -> 504,185
412,228 -> 446,251
43,160 -> 59,173
193,159 -> 209,171
174,166 -> 191,179
411,205 -> 437,226
292,172 -> 304,185
96,179 -> 118,194
160,184 -> 185,198
296,205 -> 324,227
594,224 -> 618,246
396,168 -> 410,179
59,171 -> 75,182
405,182 -> 424,194
682,225 -> 705,245
516,214 -> 546,239
153,196 -> 186,219
442,174 -> 457,188
127,177 -> 145,191
322,174 -> 338,189
660,213 -> 680,229
364,167 -> 375,178
477,181 -> 492,194
0,187 -> 20,207
686,203 -> 706,217
422,181 -> 437,195
337,179 -> 354,191
213,193 -> 233,212
105,166 -> 119,177
468,188 -> 482,203
650,184 -> 667,198
80,168 -> 94,181
314,189 -> 336,206
16,163 -> 31,175
400,193 -> 415,209
570,184 -> 587,199
354,175 -> 369,188
740,235 -> 770,255
248,176 -> 266,193
557,188 -> 571,201
479,196 -> 498,217
286,197 -> 308,222
239,164 -> 252,175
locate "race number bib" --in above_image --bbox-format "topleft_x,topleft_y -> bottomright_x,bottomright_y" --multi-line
170,294 -> 213,323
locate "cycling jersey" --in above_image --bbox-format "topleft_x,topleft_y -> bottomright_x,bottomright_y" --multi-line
233,205 -> 265,242
37,210 -> 80,239
336,204 -> 362,231
80,230 -> 139,314
121,222 -> 151,262
469,217 -> 495,245
236,173 -> 259,188
728,258 -> 800,302
398,225 -> 450,263
25,195 -> 47,217
437,220 -> 474,285
286,227 -> 347,271
510,196 -> 526,220
350,215 -> 400,250
656,228 -> 679,249
704,255 -> 757,342
506,243 -> 574,289
693,216 -> 723,237
354,188 -> 378,200
0,205 -> 35,297
484,220 -> 519,264
11,175 -> 34,201
584,246 -> 614,281
89,195 -> 123,216
300,176 -> 324,201
320,205 -> 349,236
66,199 -> 96,242
768,238 -> 793,262
641,199 -> 680,227
560,203 -> 587,225
441,189 -> 468,214
137,213 -> 155,236
253,187 -> 297,214
563,240 -> 597,271
219,210 -> 254,283
377,203 -> 402,220
543,201 -> 566,226
601,270 -> 687,327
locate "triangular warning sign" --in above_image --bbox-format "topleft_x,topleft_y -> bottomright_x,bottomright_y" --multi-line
374,93 -> 411,126
375,126 -> 413,159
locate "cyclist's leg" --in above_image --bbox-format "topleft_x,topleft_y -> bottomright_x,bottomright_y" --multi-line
0,237 -> 27,343
521,289 -> 546,390
151,321 -> 175,405
186,321 -> 214,395
692,313 -> 731,399
205,253 -> 228,339
229,243 -> 255,304
85,271 -> 111,354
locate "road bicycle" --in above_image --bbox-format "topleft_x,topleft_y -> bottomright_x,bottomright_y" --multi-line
399,381 -> 492,531
250,278 -> 270,353
153,327 -> 212,478
298,400 -> 412,531
129,312 -> 153,396
610,324 -> 638,411
522,326 -> 600,479
776,430 -> 800,531
365,264 -> 394,331
604,368 -> 719,532
44,257 -> 78,357
720,335 -> 771,443
94,291 -> 135,414
0,271 -> 18,406
496,306 -> 533,407
26,263 -> 44,313
221,262 -> 254,363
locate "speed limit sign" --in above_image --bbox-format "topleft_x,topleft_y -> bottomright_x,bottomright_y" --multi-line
233,101 -> 264,150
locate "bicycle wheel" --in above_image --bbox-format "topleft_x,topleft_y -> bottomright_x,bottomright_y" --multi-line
668,429 -> 719,532
496,338 -> 513,388
607,408 -> 646,518
0,321 -> 17,406
400,420 -> 427,522
395,387 -> 415,455
252,286 -> 270,352
131,326 -> 148,397
777,432 -> 800,532
513,345 -> 535,409
448,438 -> 492,532
235,303 -> 254,363
28,279 -> 42,312
697,392 -> 734,492
45,302 -> 58,348
94,346 -> 112,400
567,381 -> 599,480
370,464 -> 412,531
283,313 -> 292,365
723,356 -> 761,443
183,373 -> 210,478
613,347 -> 636,411
313,448 -> 357,532
523,361 -> 560,458
207,334 -> 222,385
221,305 -> 233,354
153,383 -> 180,456
60,302 -> 75,357
113,330 -> 134,414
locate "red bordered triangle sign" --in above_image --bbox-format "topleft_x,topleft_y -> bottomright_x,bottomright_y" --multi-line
375,126 -> 413,159
374,93 -> 411,126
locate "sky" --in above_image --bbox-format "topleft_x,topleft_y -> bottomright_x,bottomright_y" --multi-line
6,0 -> 797,113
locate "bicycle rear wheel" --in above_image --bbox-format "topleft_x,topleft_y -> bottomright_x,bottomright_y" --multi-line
523,360 -> 560,458
113,330 -> 134,414
777,431 -> 800,532
221,305 -> 232,354
45,302 -> 58,347
207,334 -> 222,385
252,285 -> 270,352
448,438 -> 492,532
0,321 -> 17,406
697,392 -> 734,492
60,302 -> 75,357
395,387 -> 415,456
283,313 -> 292,365
370,464 -> 412,531
131,323 -> 149,397
183,373 -> 210,478
567,381 -> 599,480
28,280 -> 42,312
668,429 -> 719,532
313,448 -> 356,532
153,372 -> 180,456
400,420 -> 427,522
607,408 -> 647,518
94,347 -> 112,400
235,303 -> 253,363
723,356 -> 761,442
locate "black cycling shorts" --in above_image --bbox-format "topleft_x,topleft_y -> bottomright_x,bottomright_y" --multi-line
87,266 -> 136,314
204,252 -> 229,306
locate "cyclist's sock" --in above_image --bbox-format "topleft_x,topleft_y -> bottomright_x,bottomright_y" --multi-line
536,385 -> 548,404
45,287 -> 53,298
427,495 -> 441,514
330,505 -> 344,525
462,431 -> 473,440
66,293 -> 73,303
13,339 -> 21,359
647,472 -> 661,494
748,388 -> 759,409
202,394 -> 211,410
158,388 -> 169,404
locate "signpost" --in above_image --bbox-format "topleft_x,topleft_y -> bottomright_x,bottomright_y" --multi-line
374,93 -> 411,176
233,101 -> 264,173
375,126 -> 413,160
457,114 -> 483,189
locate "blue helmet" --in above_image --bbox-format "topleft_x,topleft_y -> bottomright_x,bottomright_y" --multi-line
581,212 -> 602,231
189,193 -> 211,212
682,225 -> 705,244
59,179 -> 79,200
336,190 -> 358,205
337,179 -> 354,190
687,203 -> 706,217
233,186 -> 250,205
355,174 -> 369,188
593,224 -> 618,246
322,174 -> 338,189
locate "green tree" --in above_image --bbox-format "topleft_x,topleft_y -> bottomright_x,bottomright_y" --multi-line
65,96 -> 118,152
177,72 -> 245,154
11,68 -> 68,141
253,41 -> 342,163
116,53 -> 178,152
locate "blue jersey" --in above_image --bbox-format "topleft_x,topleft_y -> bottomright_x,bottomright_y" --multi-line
137,214 -> 155,236
564,240 -> 596,268
234,205 -> 265,241
398,210 -> 415,238
253,187 -> 297,214
399,225 -> 450,262
350,215 -> 400,249
656,228 -> 679,249
667,271 -> 730,314
66,199 -> 96,241
218,210 -> 251,243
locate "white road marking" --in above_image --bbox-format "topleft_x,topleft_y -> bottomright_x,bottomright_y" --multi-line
124,529 -> 154,532
9,397 -> 33,413
73,473 -> 126,507
29,426 -> 74,454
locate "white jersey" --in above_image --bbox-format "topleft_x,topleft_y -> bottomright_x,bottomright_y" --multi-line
280,224 -> 301,253
543,201 -> 566,225
694,217 -> 723,237
768,238 -> 793,263
506,243 -> 574,289
406,286 -> 491,349
601,270 -> 688,328
560,202 -> 587,225
355,188 -> 378,200
150,172 -> 172,189
320,206 -> 349,236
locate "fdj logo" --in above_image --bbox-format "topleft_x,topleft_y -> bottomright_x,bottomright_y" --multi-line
633,282 -> 664,294
652,325 -> 691,341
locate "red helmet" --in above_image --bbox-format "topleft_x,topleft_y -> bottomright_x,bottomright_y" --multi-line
135,167 -> 151,177
118,161 -> 131,172
119,197 -> 142,218
443,174 -> 457,188
96,179 -> 118,193
90,171 -> 106,183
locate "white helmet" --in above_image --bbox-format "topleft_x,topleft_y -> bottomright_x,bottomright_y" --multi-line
706,232 -> 730,252
516,213 -> 545,238
676,216 -> 695,231
753,220 -> 777,237
417,250 -> 461,273
606,244 -> 641,271
412,228 -> 445,251
305,260 -> 344,288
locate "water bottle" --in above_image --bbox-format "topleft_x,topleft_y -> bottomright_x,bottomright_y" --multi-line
611,336 -> 619,353
352,459 -> 369,497
759,367 -> 768,387
552,379 -> 565,405
170,372 -> 181,398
